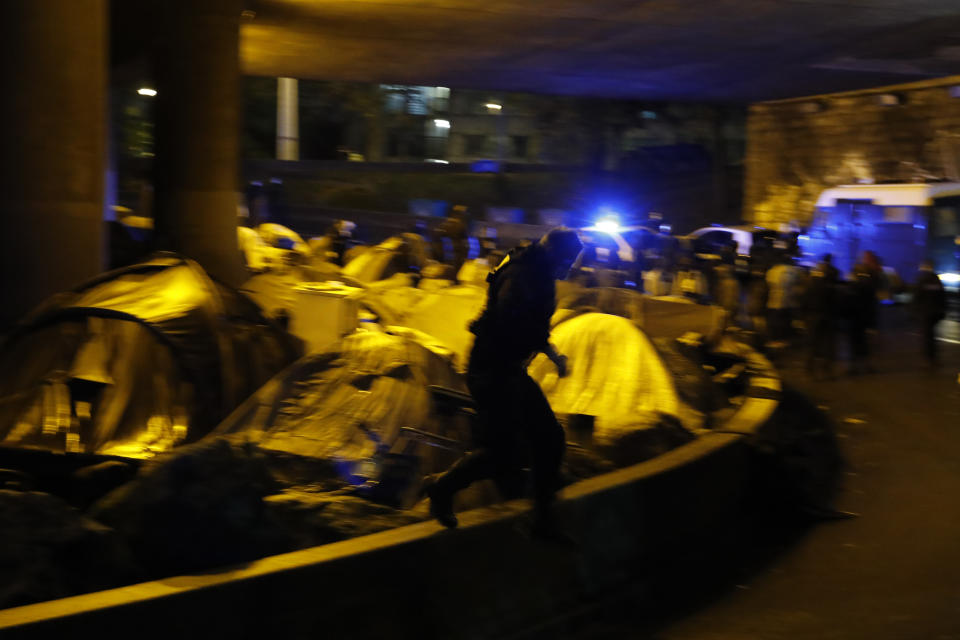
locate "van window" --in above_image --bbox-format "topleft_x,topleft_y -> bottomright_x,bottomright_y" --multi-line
932,206 -> 960,238
693,230 -> 733,254
883,206 -> 916,223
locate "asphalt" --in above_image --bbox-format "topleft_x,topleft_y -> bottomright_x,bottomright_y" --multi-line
543,305 -> 960,640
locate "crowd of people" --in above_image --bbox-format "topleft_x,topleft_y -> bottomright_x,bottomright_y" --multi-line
638,244 -> 949,376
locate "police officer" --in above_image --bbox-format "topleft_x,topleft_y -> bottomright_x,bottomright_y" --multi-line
422,227 -> 583,538
914,260 -> 947,367
430,206 -> 471,275
803,256 -> 838,379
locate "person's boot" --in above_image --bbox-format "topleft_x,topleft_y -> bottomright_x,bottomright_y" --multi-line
420,474 -> 458,528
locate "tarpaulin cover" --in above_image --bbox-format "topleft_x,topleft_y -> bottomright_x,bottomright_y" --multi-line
528,312 -> 680,434
216,328 -> 469,475
0,254 -> 302,457
555,285 -> 727,343
362,284 -> 487,371
340,235 -> 426,285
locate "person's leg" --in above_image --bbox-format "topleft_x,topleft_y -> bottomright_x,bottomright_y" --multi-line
516,374 -> 566,525
766,308 -> 778,341
823,325 -> 837,379
848,324 -> 864,374
923,319 -> 938,365
425,370 -> 512,527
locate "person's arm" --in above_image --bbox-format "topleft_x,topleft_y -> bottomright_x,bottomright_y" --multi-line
501,275 -> 567,376
542,342 -> 568,377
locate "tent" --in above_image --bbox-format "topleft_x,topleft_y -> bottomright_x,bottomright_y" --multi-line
0,254 -> 302,458
214,328 -> 472,507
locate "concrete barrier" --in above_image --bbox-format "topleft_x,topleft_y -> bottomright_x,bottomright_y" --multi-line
0,352 -> 779,640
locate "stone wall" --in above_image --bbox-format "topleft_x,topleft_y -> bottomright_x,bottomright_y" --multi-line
745,74 -> 960,228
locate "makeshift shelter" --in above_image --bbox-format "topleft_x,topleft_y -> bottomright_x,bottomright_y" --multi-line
215,328 -> 472,506
528,311 -> 698,465
0,254 -> 302,458
339,234 -> 429,285
528,312 -> 679,422
379,285 -> 487,371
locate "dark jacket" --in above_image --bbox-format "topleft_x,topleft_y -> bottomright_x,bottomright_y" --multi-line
468,244 -> 555,370
914,270 -> 946,321
804,269 -> 835,317
849,265 -> 879,328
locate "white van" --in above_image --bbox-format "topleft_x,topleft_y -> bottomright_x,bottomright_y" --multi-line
800,182 -> 960,287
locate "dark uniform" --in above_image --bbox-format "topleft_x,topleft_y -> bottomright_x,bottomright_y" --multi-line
429,243 -> 566,520
431,214 -> 470,275
914,268 -> 947,365
845,265 -> 877,373
803,265 -> 837,378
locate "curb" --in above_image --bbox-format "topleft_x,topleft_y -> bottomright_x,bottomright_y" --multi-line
0,345 -> 780,640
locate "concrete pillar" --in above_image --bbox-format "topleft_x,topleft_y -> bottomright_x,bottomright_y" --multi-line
153,0 -> 245,286
276,77 -> 300,161
0,1 -> 107,327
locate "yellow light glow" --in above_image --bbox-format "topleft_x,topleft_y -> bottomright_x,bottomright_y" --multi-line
485,103 -> 502,111
137,87 -> 157,97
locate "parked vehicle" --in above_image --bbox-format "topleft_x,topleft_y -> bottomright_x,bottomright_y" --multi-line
799,182 -> 960,289
684,225 -> 793,259
578,224 -> 669,268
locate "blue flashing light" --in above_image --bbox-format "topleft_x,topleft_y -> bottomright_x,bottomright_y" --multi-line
595,217 -> 620,233
470,160 -> 500,173
592,207 -> 621,233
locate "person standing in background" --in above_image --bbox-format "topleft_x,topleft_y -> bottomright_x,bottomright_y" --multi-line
803,256 -> 838,379
913,260 -> 947,368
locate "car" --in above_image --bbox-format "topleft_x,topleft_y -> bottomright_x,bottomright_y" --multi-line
578,223 -> 669,269
682,225 -> 800,269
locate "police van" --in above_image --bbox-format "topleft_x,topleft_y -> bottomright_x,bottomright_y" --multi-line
798,182 -> 960,289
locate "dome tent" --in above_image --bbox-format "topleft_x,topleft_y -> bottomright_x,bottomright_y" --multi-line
0,254 -> 302,458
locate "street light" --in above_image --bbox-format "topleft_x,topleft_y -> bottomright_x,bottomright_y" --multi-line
137,87 -> 157,97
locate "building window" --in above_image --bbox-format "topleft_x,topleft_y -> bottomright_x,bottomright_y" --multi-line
405,91 -> 429,115
465,134 -> 487,156
381,85 -> 447,115
511,135 -> 529,159
425,137 -> 447,159
383,86 -> 407,114
429,86 -> 450,113
387,132 -> 403,157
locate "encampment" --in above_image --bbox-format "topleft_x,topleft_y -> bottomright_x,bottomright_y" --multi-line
0,254 -> 302,458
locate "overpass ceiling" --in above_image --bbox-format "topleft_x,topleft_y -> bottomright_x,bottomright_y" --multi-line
242,0 -> 960,101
